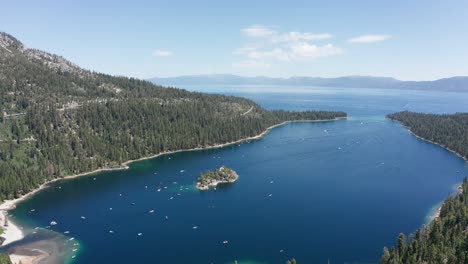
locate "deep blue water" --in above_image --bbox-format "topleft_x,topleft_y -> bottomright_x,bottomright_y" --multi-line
9,87 -> 468,264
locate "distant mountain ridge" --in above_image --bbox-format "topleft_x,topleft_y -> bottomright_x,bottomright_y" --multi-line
149,74 -> 468,92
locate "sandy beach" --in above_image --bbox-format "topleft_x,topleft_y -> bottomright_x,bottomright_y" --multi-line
0,211 -> 23,246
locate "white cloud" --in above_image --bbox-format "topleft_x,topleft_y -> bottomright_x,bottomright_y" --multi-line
232,60 -> 271,69
247,48 -> 290,61
233,46 -> 258,55
348,34 -> 392,43
241,25 -> 276,37
275,32 -> 333,43
290,43 -> 342,59
234,25 -> 340,69
152,49 -> 173,57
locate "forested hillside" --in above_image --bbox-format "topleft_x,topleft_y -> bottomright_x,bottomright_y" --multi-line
387,111 -> 468,160
0,32 -> 346,201
382,111 -> 468,263
381,179 -> 468,263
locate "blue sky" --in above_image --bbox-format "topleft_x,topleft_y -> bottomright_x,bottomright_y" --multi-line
2,0 -> 468,80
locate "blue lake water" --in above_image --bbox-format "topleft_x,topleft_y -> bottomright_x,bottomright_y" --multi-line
8,86 -> 468,263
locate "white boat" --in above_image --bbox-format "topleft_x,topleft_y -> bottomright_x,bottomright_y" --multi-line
50,221 -> 57,226
80,216 -> 86,219
137,233 -> 142,236
149,210 -> 155,213
223,240 -> 229,244
192,226 -> 198,229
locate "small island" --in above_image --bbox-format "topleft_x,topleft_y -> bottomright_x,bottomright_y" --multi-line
196,166 -> 239,190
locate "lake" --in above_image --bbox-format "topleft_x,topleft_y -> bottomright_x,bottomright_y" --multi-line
6,86 -> 468,264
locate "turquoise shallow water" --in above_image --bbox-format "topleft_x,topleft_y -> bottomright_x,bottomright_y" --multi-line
8,87 -> 468,264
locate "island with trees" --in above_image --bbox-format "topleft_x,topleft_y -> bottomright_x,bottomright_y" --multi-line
196,166 -> 239,190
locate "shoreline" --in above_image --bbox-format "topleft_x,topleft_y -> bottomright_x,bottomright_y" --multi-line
0,116 -> 347,247
429,183 -> 464,222
0,211 -> 23,246
387,117 -> 468,162
388,117 -> 467,223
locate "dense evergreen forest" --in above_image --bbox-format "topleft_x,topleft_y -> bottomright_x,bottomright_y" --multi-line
387,111 -> 468,160
0,32 -> 346,201
0,253 -> 11,264
383,111 -> 468,263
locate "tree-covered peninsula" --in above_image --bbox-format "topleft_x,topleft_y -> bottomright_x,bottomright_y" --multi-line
196,166 -> 239,190
387,111 -> 468,160
0,32 -> 347,201
383,111 -> 468,263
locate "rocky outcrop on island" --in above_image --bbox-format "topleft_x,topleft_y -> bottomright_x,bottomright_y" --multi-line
196,166 -> 239,190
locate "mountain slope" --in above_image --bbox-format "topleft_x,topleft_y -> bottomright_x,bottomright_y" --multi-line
149,74 -> 468,92
0,32 -> 346,200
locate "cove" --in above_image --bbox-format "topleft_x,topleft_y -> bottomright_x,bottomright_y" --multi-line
6,88 -> 468,263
